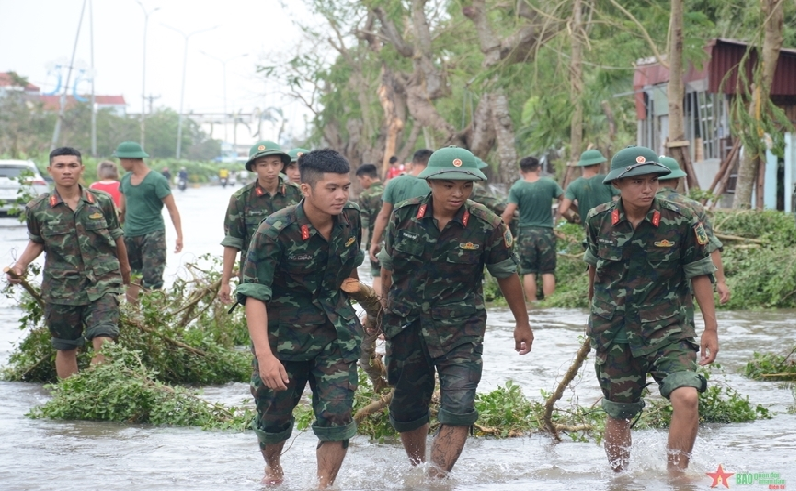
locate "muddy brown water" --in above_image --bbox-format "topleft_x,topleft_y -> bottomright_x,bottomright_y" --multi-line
1,186 -> 794,490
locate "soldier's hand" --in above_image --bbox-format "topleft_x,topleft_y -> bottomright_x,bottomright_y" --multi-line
369,242 -> 381,263
120,264 -> 132,285
175,238 -> 184,253
716,281 -> 731,305
514,322 -> 534,355
259,354 -> 290,391
4,265 -> 25,284
218,283 -> 232,304
699,330 -> 719,365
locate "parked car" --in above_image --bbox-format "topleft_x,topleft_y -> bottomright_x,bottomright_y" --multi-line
0,160 -> 51,216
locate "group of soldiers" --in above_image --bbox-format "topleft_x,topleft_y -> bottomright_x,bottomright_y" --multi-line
6,138 -> 729,487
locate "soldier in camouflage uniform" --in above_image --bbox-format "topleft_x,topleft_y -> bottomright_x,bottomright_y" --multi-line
657,157 -> 730,304
235,149 -> 363,488
218,141 -> 302,304
584,146 -> 719,475
6,147 -> 131,379
378,146 -> 534,478
355,163 -> 385,294
285,148 -> 308,184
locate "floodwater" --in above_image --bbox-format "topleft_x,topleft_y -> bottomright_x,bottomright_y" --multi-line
1,185 -> 794,491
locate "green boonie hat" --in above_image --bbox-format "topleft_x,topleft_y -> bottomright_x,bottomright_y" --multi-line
603,145 -> 671,184
577,149 -> 607,167
112,141 -> 149,158
287,148 -> 310,163
246,140 -> 290,172
418,146 -> 487,182
474,157 -> 489,170
657,156 -> 688,179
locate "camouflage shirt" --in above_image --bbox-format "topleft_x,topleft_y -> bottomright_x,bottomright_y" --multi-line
584,198 -> 715,356
236,201 -> 365,363
471,182 -> 507,216
378,195 -> 519,358
221,177 -> 302,258
26,187 -> 124,306
358,180 -> 384,248
657,187 -> 723,253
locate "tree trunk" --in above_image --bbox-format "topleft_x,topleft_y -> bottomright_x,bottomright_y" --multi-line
491,90 -> 519,183
564,0 -> 585,189
378,66 -> 405,177
734,0 -> 784,208
667,0 -> 700,190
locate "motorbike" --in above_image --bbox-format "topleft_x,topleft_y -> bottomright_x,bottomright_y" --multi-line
177,177 -> 188,191
220,176 -> 229,189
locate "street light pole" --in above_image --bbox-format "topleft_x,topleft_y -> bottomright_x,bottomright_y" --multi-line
163,24 -> 218,159
199,51 -> 248,145
135,1 -> 159,149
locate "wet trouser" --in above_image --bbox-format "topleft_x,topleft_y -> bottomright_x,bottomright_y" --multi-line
595,339 -> 707,420
125,229 -> 167,289
386,320 -> 483,432
250,341 -> 358,448
45,294 -> 120,350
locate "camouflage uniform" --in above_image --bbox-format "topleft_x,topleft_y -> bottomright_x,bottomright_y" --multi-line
26,187 -> 124,349
125,230 -> 166,289
517,228 -> 556,274
235,201 -> 364,446
584,197 -> 714,419
378,195 -> 518,431
656,188 -> 723,253
221,177 -> 302,274
359,180 -> 384,278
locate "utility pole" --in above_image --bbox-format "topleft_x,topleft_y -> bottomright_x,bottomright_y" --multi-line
145,93 -> 161,114
89,0 -> 97,156
135,0 -> 160,148
163,24 -> 218,159
199,51 -> 248,145
51,0 -> 88,151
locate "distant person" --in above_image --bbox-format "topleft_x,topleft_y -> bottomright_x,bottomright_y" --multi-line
556,149 -> 619,225
285,148 -> 308,184
89,161 -> 122,208
177,167 -> 189,191
355,163 -> 385,295
501,156 -> 564,304
161,166 -> 172,183
369,149 -> 432,263
385,155 -> 404,182
115,141 -> 184,301
219,167 -> 230,188
6,147 -> 130,379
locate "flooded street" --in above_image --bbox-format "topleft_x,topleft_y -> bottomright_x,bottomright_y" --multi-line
1,185 -> 794,490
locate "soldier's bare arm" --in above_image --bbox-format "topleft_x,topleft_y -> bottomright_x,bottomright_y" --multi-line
7,241 -> 44,284
115,237 -> 132,285
500,203 -> 518,228
711,250 -> 730,304
369,203 -> 394,262
556,198 -> 573,221
119,193 -> 126,224
219,247 -> 238,304
162,194 -> 184,253
496,275 -> 533,355
245,299 -> 289,391
692,275 -> 719,365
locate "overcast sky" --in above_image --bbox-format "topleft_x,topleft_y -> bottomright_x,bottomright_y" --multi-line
0,0 -> 315,143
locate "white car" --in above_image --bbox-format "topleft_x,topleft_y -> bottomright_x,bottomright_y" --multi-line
0,160 -> 51,216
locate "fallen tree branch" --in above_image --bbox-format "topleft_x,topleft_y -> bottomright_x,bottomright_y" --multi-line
542,338 -> 591,441
4,267 -> 44,308
714,233 -> 768,244
125,316 -> 207,357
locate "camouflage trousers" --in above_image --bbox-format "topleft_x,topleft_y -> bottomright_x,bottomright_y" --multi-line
250,340 -> 358,446
386,320 -> 483,432
125,229 -> 166,289
45,294 -> 120,350
517,226 -> 556,275
595,339 -> 706,420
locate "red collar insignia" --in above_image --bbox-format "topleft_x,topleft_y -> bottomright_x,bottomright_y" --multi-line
651,210 -> 660,227
462,210 -> 470,227
86,191 -> 95,204
301,224 -> 310,240
611,208 -> 620,226
49,194 -> 57,207
417,204 -> 428,218
255,186 -> 263,196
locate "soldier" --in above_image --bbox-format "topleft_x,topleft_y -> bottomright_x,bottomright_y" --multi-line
285,147 -> 308,184
501,157 -> 564,304
585,146 -> 718,476
6,147 -> 131,378
235,149 -> 363,488
556,149 -> 619,224
657,157 -> 730,304
378,146 -> 534,478
369,149 -> 432,263
355,163 -> 385,295
115,141 -> 183,301
219,141 -> 302,304
471,157 -> 518,236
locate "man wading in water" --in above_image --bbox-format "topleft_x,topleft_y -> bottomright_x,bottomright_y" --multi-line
236,149 -> 364,488
378,146 -> 534,478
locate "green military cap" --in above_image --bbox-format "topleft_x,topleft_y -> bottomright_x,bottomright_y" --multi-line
474,157 -> 489,170
577,149 -> 607,167
287,148 -> 310,163
657,156 -> 688,180
602,145 -> 671,184
112,141 -> 149,158
418,146 -> 487,182
246,140 -> 290,172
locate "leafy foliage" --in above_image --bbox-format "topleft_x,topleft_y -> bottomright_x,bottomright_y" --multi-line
744,348 -> 796,381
